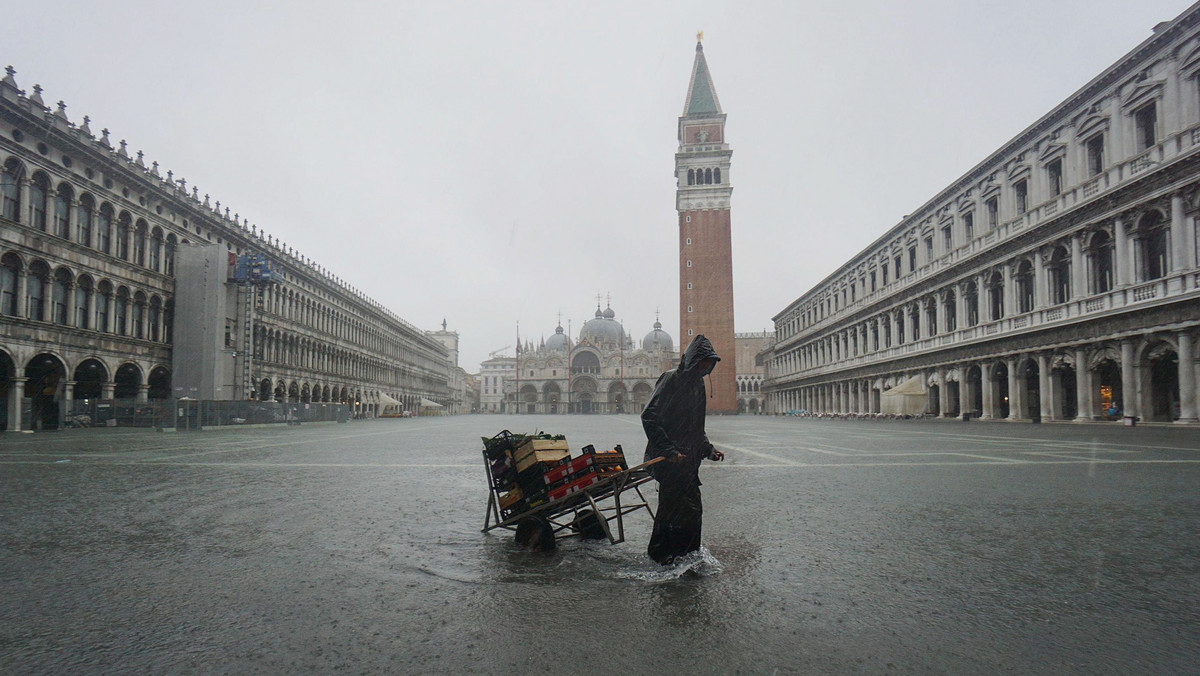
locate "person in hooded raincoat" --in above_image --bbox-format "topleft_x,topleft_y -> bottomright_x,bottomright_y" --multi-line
641,334 -> 726,564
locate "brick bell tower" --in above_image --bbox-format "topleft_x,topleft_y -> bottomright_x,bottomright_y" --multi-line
676,33 -> 737,414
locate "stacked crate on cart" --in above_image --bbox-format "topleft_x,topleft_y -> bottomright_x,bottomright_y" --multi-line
483,431 -> 570,521
544,444 -> 629,501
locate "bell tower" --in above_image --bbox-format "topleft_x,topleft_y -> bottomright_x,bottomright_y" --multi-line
676,34 -> 737,414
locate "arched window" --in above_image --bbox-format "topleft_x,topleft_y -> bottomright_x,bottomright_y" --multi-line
133,219 -> 148,267
0,253 -> 20,316
1088,230 -> 1114,294
29,173 -> 49,231
163,299 -> 174,343
149,227 -> 163,272
1138,211 -> 1169,281
54,183 -> 72,239
27,261 -> 48,321
114,287 -> 129,336
687,169 -> 695,185
1048,246 -> 1070,304
132,291 -> 146,339
97,204 -> 113,254
714,167 -> 721,184
704,168 -> 713,184
77,194 -> 94,246
1015,260 -> 1034,314
944,289 -> 957,331
987,271 -> 1004,321
75,275 -> 92,329
52,268 -> 72,325
95,281 -> 112,332
1,158 -> 21,221
149,296 -> 162,341
164,233 -> 177,275
116,213 -> 131,260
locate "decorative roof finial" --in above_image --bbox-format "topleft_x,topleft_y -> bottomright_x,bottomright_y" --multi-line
192,186 -> 200,201
99,128 -> 112,148
167,169 -> 174,183
224,207 -> 230,219
80,115 -> 92,136
30,84 -> 44,107
178,177 -> 187,193
150,160 -> 160,177
2,66 -> 16,88
55,100 -> 69,121
203,193 -> 210,207
135,150 -> 145,167
117,139 -> 129,158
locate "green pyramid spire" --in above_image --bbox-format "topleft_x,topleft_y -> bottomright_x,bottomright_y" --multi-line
684,42 -> 722,116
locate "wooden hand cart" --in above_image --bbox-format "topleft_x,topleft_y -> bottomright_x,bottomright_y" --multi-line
482,456 -> 663,545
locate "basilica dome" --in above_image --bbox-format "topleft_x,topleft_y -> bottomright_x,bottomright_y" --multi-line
579,304 -> 625,346
642,319 -> 674,353
546,324 -> 570,351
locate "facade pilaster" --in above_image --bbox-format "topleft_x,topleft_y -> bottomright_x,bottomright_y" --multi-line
63,381 -> 75,425
1070,233 -> 1085,301
1034,249 -> 1048,309
980,362 -> 994,419
1075,347 -> 1093,421
1037,353 -> 1053,421
7,378 -> 26,431
1115,216 -> 1130,287
958,365 -> 971,417
1171,194 -> 1188,274
18,178 -> 30,226
1120,339 -> 1137,418
1177,330 -> 1198,423
1007,357 -> 1021,420
1002,263 -> 1014,318
15,267 -> 27,318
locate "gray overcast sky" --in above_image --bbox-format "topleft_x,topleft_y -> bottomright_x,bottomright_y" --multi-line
4,0 -> 1192,371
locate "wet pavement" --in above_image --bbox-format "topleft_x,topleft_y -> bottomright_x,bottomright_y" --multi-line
2,415 -> 1199,674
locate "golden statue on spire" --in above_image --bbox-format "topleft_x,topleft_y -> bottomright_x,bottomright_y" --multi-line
697,30 -> 704,43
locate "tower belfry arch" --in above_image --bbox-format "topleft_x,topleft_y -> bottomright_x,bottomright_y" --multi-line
676,35 -> 737,413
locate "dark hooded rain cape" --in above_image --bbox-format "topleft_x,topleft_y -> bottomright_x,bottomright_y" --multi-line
641,334 -> 720,563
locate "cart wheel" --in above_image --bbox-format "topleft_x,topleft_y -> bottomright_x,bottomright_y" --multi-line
572,509 -> 606,540
515,516 -> 556,552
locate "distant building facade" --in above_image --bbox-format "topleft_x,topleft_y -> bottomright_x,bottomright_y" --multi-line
735,331 -> 773,414
481,303 -> 679,414
0,68 -> 451,430
764,9 -> 1200,423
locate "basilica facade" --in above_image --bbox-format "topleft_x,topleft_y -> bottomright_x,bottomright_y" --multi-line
764,7 -> 1200,424
500,304 -> 679,415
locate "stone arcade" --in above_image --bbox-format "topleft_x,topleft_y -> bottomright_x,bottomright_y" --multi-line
765,8 -> 1200,424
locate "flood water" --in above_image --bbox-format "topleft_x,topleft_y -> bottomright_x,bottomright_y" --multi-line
2,415 -> 1199,673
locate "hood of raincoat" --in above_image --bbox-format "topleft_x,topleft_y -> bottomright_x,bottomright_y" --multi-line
678,334 -> 721,373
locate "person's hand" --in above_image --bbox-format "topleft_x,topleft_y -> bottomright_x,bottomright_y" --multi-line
668,452 -> 686,464
710,449 -> 724,462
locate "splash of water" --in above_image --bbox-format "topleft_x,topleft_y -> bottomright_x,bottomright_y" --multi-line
618,546 -> 723,582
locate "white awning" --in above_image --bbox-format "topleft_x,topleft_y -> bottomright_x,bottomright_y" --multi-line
420,397 -> 443,408
379,392 -> 401,406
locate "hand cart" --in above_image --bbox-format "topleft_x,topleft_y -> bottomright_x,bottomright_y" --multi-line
482,451 -> 663,545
